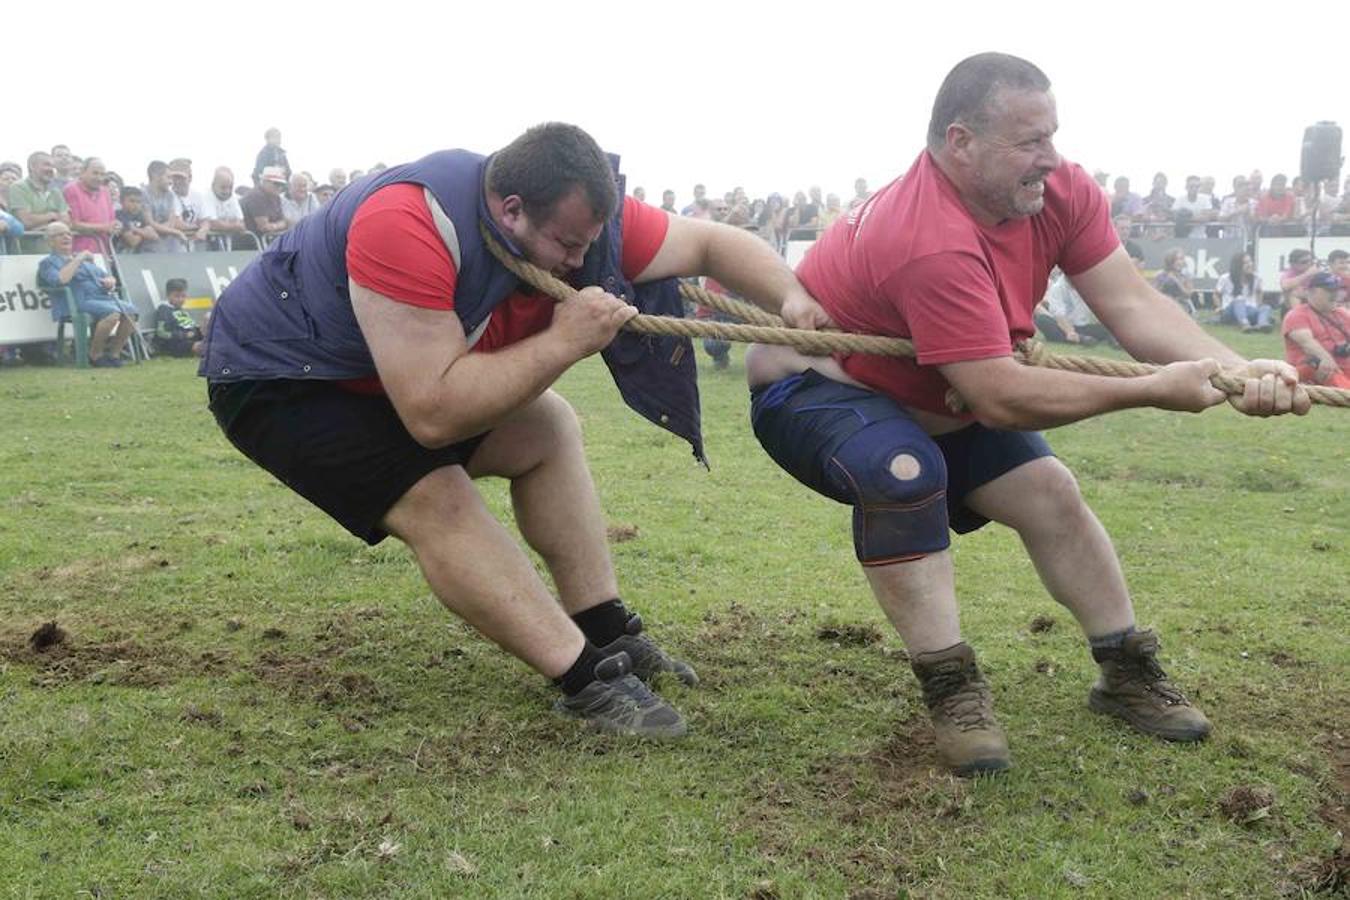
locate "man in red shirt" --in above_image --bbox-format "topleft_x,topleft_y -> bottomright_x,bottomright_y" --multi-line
203,124 -> 828,739
1282,272 -> 1350,387
746,53 -> 1309,776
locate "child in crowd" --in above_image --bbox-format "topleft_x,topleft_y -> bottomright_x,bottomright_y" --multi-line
153,278 -> 203,357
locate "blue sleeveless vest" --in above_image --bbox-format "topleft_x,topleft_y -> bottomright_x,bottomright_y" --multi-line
199,150 -> 704,462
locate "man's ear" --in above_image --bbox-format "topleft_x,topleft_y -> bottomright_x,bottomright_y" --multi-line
499,195 -> 526,233
946,123 -> 976,161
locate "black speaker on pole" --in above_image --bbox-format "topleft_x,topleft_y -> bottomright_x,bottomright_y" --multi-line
1301,121 -> 1342,184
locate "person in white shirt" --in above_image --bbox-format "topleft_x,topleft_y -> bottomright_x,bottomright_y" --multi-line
1215,252 -> 1272,332
281,173 -> 320,226
1033,270 -> 1116,345
1172,176 -> 1214,238
197,166 -> 252,250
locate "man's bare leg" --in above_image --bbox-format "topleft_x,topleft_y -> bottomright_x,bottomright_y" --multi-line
89,315 -> 117,361
863,551 -> 962,655
964,457 -> 1135,637
466,390 -> 616,614
381,464 -> 583,678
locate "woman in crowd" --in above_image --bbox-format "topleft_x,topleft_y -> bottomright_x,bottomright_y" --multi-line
1154,248 -> 1196,316
1215,252 -> 1271,332
756,193 -> 787,255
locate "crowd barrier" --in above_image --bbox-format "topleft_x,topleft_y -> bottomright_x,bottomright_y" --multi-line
0,250 -> 258,346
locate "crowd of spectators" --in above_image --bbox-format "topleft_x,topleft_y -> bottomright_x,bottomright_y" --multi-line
4,137 -> 1349,388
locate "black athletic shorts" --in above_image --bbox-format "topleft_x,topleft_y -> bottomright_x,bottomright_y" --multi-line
208,379 -> 488,545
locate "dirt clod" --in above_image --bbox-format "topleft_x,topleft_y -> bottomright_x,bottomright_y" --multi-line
29,621 -> 66,652
1029,615 -> 1056,634
1127,789 -> 1149,806
606,523 -> 640,543
261,627 -> 287,640
816,624 -> 883,646
1219,785 -> 1275,823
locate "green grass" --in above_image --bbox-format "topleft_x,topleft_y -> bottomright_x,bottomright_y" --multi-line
0,329 -> 1346,898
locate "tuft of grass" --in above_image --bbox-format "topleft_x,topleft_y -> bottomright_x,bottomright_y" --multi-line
0,327 -> 1346,898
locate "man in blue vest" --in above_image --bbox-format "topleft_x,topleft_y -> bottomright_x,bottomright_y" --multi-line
200,123 -> 829,738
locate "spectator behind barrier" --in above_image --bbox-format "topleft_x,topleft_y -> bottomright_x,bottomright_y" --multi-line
1110,176 -> 1143,218
281,173 -> 319,226
848,177 -> 870,211
659,189 -> 676,214
1219,175 -> 1255,234
9,151 -> 71,253
63,157 -> 119,255
328,168 -> 347,191
1215,252 -> 1272,332
169,159 -> 206,246
1172,175 -> 1213,238
37,222 -> 137,367
1256,174 -> 1297,228
681,183 -> 707,217
153,277 -> 203,357
1142,172 -> 1174,221
314,184 -> 336,207
241,166 -> 290,240
1281,272 -> 1350,388
252,127 -> 290,187
49,144 -> 74,190
144,161 -> 189,252
821,193 -> 844,228
114,187 -> 161,253
0,161 -> 23,210
198,167 -> 249,250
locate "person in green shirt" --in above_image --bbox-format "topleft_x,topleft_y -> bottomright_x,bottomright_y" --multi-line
8,151 -> 70,253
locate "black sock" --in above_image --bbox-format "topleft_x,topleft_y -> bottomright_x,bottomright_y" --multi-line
555,642 -> 608,696
570,599 -> 631,646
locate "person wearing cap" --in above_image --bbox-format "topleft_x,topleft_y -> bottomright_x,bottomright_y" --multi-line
37,222 -> 137,366
168,159 -> 206,246
744,52 -> 1309,778
63,158 -> 120,256
1282,271 -> 1350,388
251,127 -> 290,188
144,160 -> 190,251
199,122 -> 829,739
314,184 -> 336,207
8,151 -> 71,253
241,166 -> 290,240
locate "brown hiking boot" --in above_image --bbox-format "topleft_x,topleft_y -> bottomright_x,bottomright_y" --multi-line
911,643 -> 1011,776
1089,630 -> 1211,742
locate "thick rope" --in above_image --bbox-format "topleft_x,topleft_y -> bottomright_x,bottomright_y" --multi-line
480,223 -> 1350,409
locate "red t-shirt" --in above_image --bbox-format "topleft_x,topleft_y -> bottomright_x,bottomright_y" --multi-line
1256,191 -> 1296,220
1281,303 -> 1350,378
342,185 -> 669,391
795,151 -> 1118,416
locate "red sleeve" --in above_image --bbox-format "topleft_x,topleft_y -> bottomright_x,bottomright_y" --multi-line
885,252 -> 1014,366
346,183 -> 458,309
1281,304 -> 1311,337
1058,166 -> 1120,276
619,196 -> 670,279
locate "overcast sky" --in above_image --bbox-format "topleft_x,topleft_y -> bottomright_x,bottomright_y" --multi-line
10,0 -> 1348,203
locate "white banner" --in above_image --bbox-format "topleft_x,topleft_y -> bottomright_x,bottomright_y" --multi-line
1254,236 -> 1350,291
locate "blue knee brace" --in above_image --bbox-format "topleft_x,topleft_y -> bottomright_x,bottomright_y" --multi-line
825,422 -> 951,565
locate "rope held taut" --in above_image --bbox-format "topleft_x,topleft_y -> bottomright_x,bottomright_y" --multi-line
479,223 -> 1350,409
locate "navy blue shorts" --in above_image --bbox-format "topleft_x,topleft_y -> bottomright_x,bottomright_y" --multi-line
209,379 -> 488,545
750,369 -> 1053,535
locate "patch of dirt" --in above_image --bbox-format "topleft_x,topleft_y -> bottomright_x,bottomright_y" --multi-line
29,621 -> 66,651
606,523 -> 640,543
1286,842 -> 1349,896
1029,615 -> 1056,634
816,624 -> 883,647
1269,651 -> 1306,668
1218,785 -> 1275,823
180,705 -> 224,727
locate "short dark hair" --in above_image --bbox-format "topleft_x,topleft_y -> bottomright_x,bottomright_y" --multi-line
1328,249 -> 1349,263
120,186 -> 143,199
165,278 -> 188,293
1289,248 -> 1312,264
147,160 -> 169,178
927,52 -> 1051,151
487,122 -> 617,222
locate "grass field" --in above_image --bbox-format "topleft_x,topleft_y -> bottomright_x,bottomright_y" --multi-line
0,330 -> 1346,899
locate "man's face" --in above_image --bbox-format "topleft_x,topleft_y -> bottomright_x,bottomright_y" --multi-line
123,195 -> 143,215
213,174 -> 234,198
48,229 -> 73,254
1249,170 -> 1263,190
1153,173 -> 1167,191
262,179 -> 284,197
168,289 -> 187,308
29,154 -> 55,186
171,175 -> 190,196
149,171 -> 169,191
1113,177 -> 1129,197
1308,286 -> 1337,313
1233,177 -> 1248,199
1112,215 -> 1132,241
693,185 -> 706,202
505,187 -> 605,277
809,186 -> 822,204
331,170 -> 347,189
51,146 -> 72,174
80,161 -> 106,191
1291,255 -> 1312,273
959,88 -> 1060,221
1186,177 -> 1200,198
290,178 -> 309,201
633,187 -> 645,202
1329,256 -> 1350,278
0,168 -> 18,188
1271,178 -> 1287,197
854,178 -> 867,196
661,190 -> 675,208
